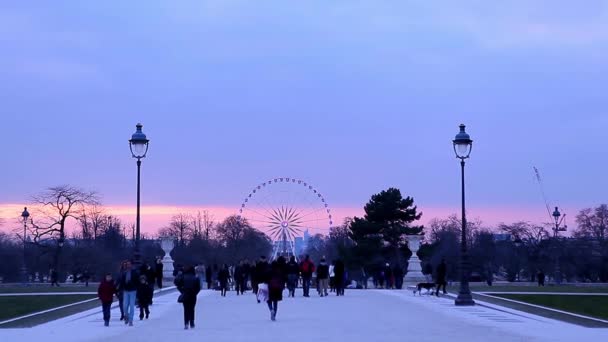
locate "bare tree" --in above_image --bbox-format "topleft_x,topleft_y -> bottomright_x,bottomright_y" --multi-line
79,205 -> 106,241
498,221 -> 548,247
160,213 -> 192,246
29,185 -> 100,272
575,205 -> 608,242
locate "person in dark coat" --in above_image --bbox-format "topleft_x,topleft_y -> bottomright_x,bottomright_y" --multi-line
234,261 -> 246,295
155,257 -> 164,289
334,259 -> 345,296
317,258 -> 329,297
83,268 -> 91,287
267,259 -> 286,321
253,256 -> 270,301
435,258 -> 447,296
50,268 -> 59,287
97,273 -> 115,326
205,265 -> 213,289
115,261 -> 127,321
286,256 -> 299,297
393,264 -> 404,290
218,264 -> 230,297
137,275 -> 153,320
537,270 -> 545,286
174,265 -> 201,330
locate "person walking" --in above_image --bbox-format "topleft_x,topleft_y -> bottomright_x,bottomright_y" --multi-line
234,261 -> 245,295
329,262 -> 336,292
253,256 -> 270,302
83,267 -> 91,287
115,261 -> 127,321
334,259 -> 345,296
393,264 -> 404,290
50,268 -> 59,287
174,266 -> 201,330
195,263 -> 206,290
218,264 -> 230,297
205,265 -> 213,290
137,275 -> 153,320
286,256 -> 299,297
155,257 -> 164,289
435,258 -> 447,296
538,270 -> 545,286
119,260 -> 139,326
299,255 -> 315,297
97,273 -> 115,327
267,259 -> 286,321
317,258 -> 329,297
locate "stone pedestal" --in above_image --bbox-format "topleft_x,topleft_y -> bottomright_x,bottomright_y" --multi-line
160,238 -> 175,284
404,234 -> 426,285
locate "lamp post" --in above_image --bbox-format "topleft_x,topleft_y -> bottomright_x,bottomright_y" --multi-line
129,123 -> 149,268
21,207 -> 30,284
453,124 -> 475,306
552,207 -> 566,284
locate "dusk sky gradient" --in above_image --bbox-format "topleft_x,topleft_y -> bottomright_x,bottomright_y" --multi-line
1,1 -> 607,233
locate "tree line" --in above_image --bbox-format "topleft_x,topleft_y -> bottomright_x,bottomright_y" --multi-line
1,185 -> 607,284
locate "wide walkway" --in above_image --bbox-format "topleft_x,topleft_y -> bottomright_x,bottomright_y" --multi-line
1,289 -> 607,341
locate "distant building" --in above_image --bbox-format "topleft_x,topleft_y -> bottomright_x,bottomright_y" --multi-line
294,237 -> 304,256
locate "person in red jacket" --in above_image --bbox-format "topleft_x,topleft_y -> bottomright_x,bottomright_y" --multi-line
299,255 -> 315,297
98,273 -> 116,326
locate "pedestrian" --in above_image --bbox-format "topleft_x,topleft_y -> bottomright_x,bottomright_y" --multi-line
286,256 -> 299,297
195,263 -> 206,290
97,273 -> 115,327
136,275 -> 153,320
334,259 -> 345,296
234,261 -> 245,295
299,255 -> 315,297
83,267 -> 91,287
435,258 -> 447,296
384,263 -> 393,289
119,260 -> 139,326
267,259 -> 286,321
393,264 -> 404,290
218,264 -> 230,297
50,268 -> 59,287
360,267 -> 368,289
115,261 -> 127,321
538,270 -> 545,286
155,257 -> 164,289
174,265 -> 201,330
316,258 -> 329,297
205,265 -> 213,289
253,256 -> 270,302
329,262 -> 336,292
486,266 -> 494,287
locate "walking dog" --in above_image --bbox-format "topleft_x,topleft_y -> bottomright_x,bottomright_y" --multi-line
413,282 -> 436,295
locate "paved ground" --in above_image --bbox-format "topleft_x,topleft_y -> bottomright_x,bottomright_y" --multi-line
1,289 -> 607,341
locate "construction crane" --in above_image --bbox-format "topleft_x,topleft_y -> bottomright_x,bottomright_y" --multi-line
533,167 -> 567,237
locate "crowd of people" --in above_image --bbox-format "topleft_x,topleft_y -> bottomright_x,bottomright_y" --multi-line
97,258 -> 164,327
97,254 -> 349,328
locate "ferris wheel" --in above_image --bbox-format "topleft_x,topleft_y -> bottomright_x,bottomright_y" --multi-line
239,177 -> 333,260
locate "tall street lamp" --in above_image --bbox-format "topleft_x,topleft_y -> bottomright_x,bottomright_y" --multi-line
21,207 -> 30,284
552,206 -> 566,284
129,123 -> 149,267
453,124 -> 475,306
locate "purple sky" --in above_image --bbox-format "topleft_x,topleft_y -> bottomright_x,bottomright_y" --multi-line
1,1 -> 607,231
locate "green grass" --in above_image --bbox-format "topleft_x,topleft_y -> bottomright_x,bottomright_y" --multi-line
0,295 -> 96,322
491,294 -> 608,321
0,285 -> 97,294
448,284 -> 608,293
472,294 -> 608,328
